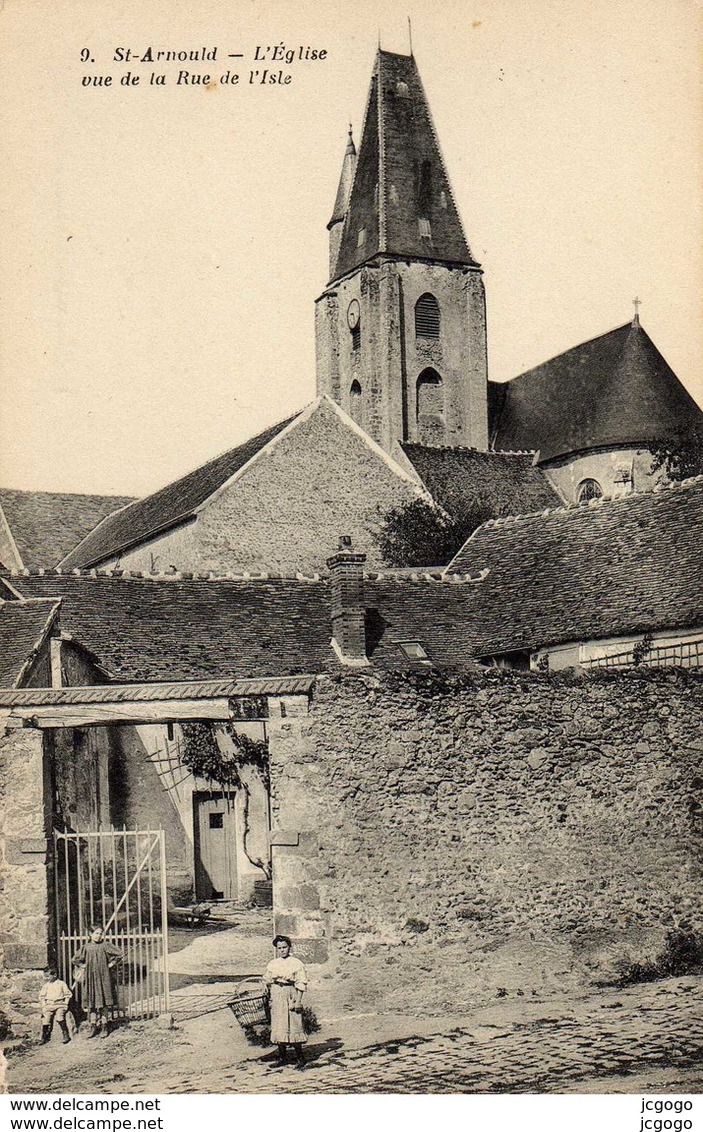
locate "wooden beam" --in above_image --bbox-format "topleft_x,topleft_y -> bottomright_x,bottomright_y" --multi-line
10,697 -> 236,729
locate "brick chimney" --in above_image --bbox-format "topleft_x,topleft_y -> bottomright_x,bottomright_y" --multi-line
326,535 -> 369,666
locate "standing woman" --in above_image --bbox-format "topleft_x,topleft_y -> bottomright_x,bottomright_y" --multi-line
74,926 -> 123,1038
264,935 -> 308,1067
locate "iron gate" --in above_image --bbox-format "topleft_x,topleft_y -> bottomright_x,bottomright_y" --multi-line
54,828 -> 170,1019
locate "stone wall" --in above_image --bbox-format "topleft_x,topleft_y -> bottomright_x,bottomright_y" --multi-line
269,669 -> 703,1016
0,721 -> 52,1035
315,258 -> 488,455
545,447 -> 657,504
111,400 -> 422,575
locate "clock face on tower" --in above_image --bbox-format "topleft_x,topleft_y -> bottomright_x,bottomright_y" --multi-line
347,299 -> 360,330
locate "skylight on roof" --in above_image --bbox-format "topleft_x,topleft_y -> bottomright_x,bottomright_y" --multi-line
397,640 -> 430,662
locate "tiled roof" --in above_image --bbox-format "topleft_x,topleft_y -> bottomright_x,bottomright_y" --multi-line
0,598 -> 60,687
490,322 -> 703,463
3,571 -> 487,684
59,415 -> 300,570
400,443 -> 561,522
329,128 -> 357,228
445,477 -> 703,655
0,489 -> 135,569
5,480 -> 699,683
334,50 -> 475,280
0,675 -> 315,708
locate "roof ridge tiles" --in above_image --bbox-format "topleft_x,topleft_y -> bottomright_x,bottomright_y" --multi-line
403,441 -> 537,458
2,566 -> 332,584
467,476 -> 702,531
400,441 -> 536,459
365,569 -> 485,584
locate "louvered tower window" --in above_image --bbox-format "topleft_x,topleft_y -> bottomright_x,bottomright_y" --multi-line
415,293 -> 440,339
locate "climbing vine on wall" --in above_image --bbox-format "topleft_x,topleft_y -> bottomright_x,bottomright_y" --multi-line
180,722 -> 271,879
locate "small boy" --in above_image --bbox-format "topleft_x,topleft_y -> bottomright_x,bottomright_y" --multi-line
39,968 -> 72,1044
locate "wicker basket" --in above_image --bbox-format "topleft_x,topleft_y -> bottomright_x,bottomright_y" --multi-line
228,978 -> 269,1028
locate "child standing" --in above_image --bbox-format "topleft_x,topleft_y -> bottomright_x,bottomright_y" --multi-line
39,968 -> 72,1044
73,926 -> 123,1038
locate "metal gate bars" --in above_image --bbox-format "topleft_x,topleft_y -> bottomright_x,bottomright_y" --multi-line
53,828 -> 170,1019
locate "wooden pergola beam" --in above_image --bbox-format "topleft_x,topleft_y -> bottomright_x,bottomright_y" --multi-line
10,697 -> 239,729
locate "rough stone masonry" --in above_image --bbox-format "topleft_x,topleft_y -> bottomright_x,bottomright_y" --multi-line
269,668 -> 703,1017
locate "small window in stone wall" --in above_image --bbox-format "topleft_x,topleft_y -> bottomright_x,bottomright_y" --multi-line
415,293 -> 441,339
351,323 -> 361,352
577,478 -> 603,504
417,368 -> 444,418
350,379 -> 363,425
396,81 -> 409,97
418,218 -> 432,239
357,228 -> 366,248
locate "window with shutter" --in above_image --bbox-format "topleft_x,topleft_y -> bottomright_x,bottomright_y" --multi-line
415,293 -> 440,339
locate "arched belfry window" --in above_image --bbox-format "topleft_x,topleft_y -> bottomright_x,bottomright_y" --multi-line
416,368 -> 443,419
415,293 -> 440,339
350,380 -> 363,426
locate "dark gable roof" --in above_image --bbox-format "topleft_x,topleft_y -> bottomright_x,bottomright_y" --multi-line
446,477 -> 703,655
0,489 -> 135,569
0,598 -> 60,687
4,571 -> 486,683
334,50 -> 475,280
400,443 -> 561,522
60,415 -> 300,571
491,321 -> 703,463
6,480 -> 700,681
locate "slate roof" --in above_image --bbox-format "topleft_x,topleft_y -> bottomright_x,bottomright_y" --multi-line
445,477 -> 703,655
0,598 -> 60,687
2,570 -> 487,684
329,128 -> 357,228
490,321 -> 703,463
0,489 -> 136,569
4,480 -> 700,685
400,443 -> 561,522
333,50 -> 475,280
59,415 -> 300,570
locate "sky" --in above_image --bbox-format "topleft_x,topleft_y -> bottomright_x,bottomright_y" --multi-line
1,0 -> 701,496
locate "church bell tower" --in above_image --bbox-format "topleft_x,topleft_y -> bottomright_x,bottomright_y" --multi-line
315,49 -> 488,454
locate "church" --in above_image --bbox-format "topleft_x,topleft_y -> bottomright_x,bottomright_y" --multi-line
1,47 -> 702,1036
1,48 -> 701,577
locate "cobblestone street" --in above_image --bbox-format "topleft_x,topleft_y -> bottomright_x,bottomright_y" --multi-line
8,976 -> 703,1095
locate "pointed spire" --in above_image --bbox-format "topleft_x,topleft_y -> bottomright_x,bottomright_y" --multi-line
332,50 -> 476,281
327,125 -> 358,279
328,125 -> 357,229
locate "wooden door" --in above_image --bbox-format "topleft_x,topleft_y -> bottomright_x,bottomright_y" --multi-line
194,794 -> 237,901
